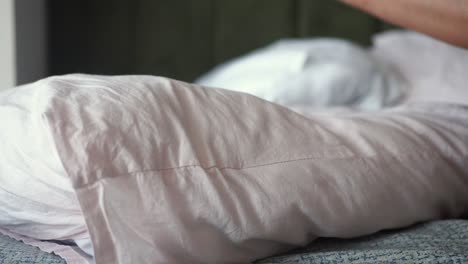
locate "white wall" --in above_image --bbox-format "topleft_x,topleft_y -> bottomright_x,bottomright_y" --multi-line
0,0 -> 16,90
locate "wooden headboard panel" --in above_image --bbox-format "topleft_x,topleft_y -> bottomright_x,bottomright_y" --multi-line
48,0 -> 394,82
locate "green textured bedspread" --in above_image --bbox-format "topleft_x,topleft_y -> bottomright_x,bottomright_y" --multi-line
257,220 -> 468,264
0,234 -> 65,264
1,220 -> 466,263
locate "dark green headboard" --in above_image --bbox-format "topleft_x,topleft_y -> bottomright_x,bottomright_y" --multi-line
48,0 -> 394,82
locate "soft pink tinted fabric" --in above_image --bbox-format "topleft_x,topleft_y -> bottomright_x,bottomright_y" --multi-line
36,74 -> 467,263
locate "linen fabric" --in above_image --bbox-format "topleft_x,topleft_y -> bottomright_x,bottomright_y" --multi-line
1,74 -> 467,263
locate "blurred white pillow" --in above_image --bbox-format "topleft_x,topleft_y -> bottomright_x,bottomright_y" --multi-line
371,30 -> 468,105
196,38 -> 407,110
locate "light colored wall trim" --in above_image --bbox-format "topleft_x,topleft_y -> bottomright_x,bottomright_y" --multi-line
0,0 -> 16,90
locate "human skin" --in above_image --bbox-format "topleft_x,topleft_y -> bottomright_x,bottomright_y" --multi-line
341,0 -> 468,48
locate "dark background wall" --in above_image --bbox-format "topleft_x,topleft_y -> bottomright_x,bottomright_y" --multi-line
15,0 -> 48,85
47,0 -> 394,83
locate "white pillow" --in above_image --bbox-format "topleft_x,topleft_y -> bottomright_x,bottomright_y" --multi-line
32,74 -> 467,264
371,30 -> 468,105
196,38 -> 407,110
0,83 -> 87,242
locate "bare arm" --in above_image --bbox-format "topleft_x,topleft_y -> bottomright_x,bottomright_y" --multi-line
341,0 -> 468,48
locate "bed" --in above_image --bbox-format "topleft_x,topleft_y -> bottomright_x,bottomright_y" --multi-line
0,72 -> 466,263
2,220 -> 467,263
1,1 -> 467,264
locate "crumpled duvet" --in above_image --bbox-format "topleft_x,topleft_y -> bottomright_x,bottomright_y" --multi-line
1,74 -> 467,263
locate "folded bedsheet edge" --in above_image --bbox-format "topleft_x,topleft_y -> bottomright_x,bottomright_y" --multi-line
0,227 -> 90,264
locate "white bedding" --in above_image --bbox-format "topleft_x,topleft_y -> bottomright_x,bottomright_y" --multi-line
196,38 -> 407,111
371,31 -> 468,105
0,31 -> 468,264
0,85 -> 88,240
0,74 -> 467,264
